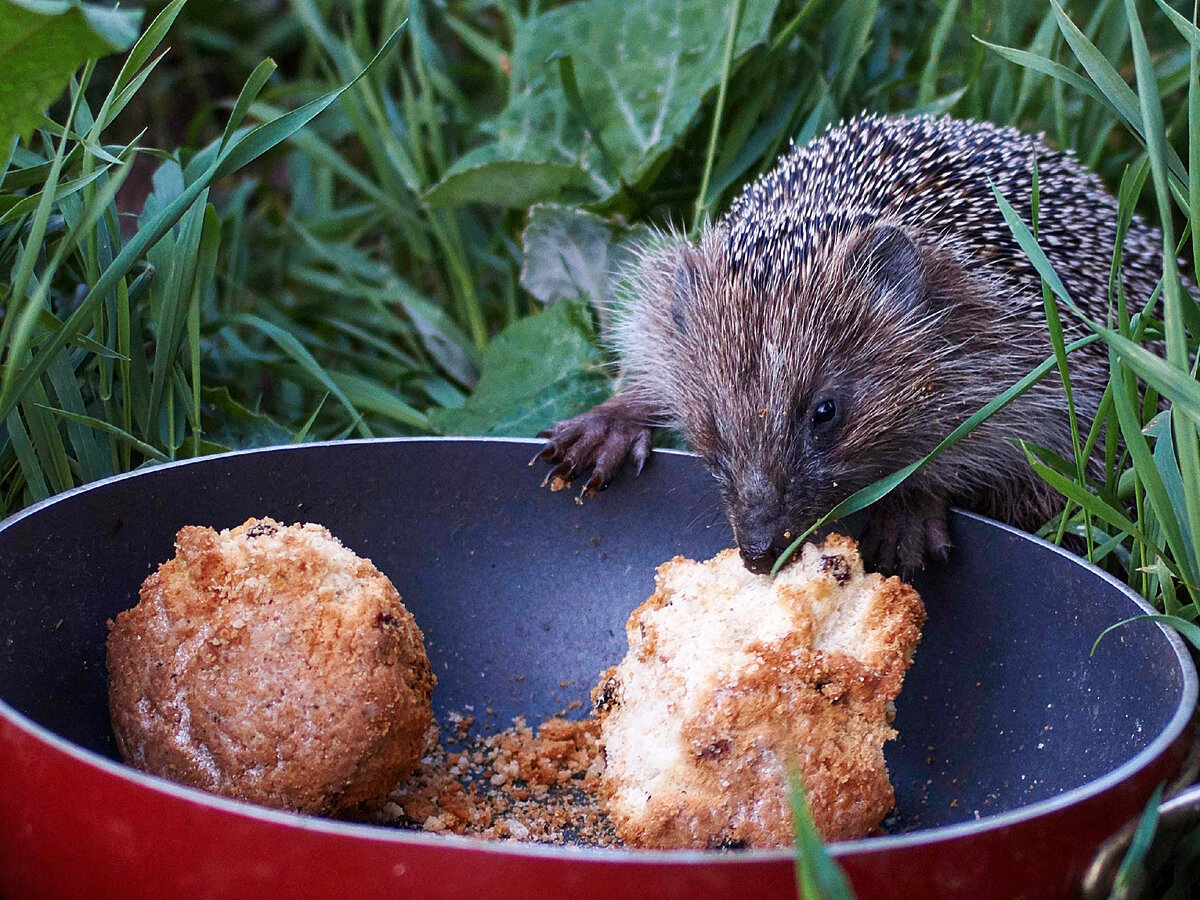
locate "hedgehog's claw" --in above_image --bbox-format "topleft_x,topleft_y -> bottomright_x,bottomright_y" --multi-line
924,516 -> 952,564
630,430 -> 652,477
583,470 -> 606,494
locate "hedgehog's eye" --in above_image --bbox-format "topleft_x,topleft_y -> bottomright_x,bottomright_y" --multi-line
812,399 -> 837,426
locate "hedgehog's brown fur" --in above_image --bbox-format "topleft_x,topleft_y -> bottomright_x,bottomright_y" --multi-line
539,114 -> 1168,573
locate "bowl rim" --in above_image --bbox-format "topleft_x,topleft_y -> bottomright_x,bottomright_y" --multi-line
1,435 -> 1195,863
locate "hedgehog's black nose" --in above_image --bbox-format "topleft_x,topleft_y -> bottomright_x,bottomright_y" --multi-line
739,542 -> 781,574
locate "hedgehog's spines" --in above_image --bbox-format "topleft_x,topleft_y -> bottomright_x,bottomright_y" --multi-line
715,113 -> 1163,325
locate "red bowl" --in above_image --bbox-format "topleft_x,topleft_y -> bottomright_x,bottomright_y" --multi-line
0,439 -> 1193,899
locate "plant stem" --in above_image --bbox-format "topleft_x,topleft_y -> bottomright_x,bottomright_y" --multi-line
693,0 -> 746,231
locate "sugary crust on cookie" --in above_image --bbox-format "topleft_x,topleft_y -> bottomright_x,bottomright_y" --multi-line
107,517 -> 434,815
595,535 -> 924,848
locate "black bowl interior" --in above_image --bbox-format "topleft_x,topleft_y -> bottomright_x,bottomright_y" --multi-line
0,438 -> 1188,833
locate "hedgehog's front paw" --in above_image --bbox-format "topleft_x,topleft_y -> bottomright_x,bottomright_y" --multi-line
860,493 -> 951,578
533,403 -> 652,495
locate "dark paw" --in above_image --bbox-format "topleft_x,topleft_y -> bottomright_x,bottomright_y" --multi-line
860,499 -> 951,578
533,408 -> 652,495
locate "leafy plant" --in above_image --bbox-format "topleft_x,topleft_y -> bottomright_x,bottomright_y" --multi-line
425,0 -> 781,210
430,298 -> 611,437
0,0 -> 141,165
0,1 -> 404,513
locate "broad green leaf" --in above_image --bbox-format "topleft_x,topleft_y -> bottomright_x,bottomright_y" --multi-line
431,299 -> 612,437
520,204 -> 649,313
423,157 -> 592,212
426,0 -> 779,208
0,0 -> 141,159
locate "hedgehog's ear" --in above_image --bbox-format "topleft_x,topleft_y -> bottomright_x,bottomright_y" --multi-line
848,225 -> 926,312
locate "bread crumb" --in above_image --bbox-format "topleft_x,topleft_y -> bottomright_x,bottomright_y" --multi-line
378,714 -> 618,847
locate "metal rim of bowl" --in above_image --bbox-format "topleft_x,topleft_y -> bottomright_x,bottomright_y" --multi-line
0,435 -> 1194,864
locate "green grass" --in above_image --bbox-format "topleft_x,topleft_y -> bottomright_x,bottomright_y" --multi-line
2,0 -> 1200,895
1,0 -> 1189,516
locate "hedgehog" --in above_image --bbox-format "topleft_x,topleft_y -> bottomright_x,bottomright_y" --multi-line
535,114 -> 1167,575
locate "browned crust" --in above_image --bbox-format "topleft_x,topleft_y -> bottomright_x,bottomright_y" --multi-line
596,536 -> 925,848
106,517 -> 435,815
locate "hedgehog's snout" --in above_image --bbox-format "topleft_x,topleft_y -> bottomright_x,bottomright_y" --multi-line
729,471 -> 793,574
739,540 -> 785,574
736,520 -> 792,573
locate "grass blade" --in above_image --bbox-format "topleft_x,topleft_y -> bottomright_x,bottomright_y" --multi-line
5,410 -> 49,502
90,0 -> 188,135
917,0 -> 963,106
693,0 -> 747,228
213,26 -> 403,179
291,394 -> 329,443
1027,452 -> 1187,586
790,773 -> 856,900
0,27 -> 403,427
1048,0 -> 1188,189
1123,0 -> 1200,581
219,58 -> 277,153
1113,782 -> 1165,896
1097,616 -> 1200,653
232,313 -> 371,437
36,406 -> 170,463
